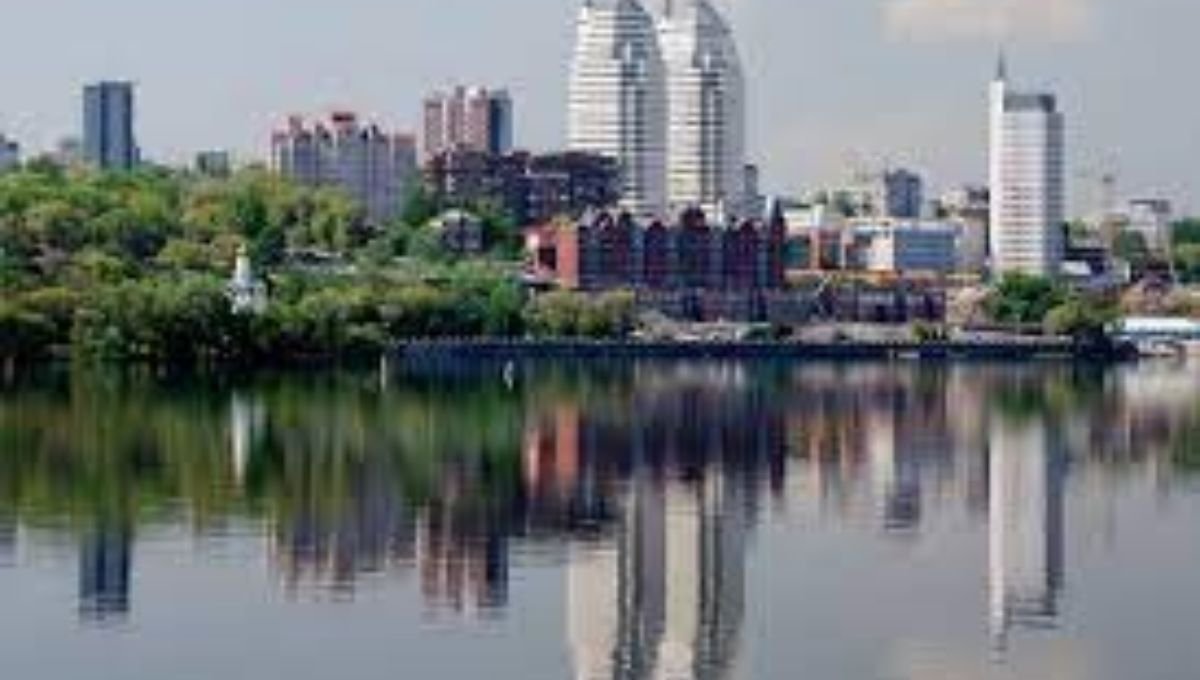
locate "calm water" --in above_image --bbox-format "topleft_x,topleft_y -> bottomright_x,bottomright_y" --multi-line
1,361 -> 1199,680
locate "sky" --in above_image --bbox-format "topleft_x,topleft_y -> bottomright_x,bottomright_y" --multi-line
0,0 -> 1196,213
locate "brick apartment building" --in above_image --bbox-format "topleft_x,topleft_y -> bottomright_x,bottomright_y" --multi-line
424,149 -> 619,226
527,207 -> 786,321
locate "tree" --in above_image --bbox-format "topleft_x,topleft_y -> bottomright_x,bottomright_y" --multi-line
1045,294 -> 1118,341
986,274 -> 1066,326
1113,231 -> 1149,264
1176,244 -> 1200,284
401,184 -> 439,228
525,290 -> 635,339
1173,218 -> 1200,247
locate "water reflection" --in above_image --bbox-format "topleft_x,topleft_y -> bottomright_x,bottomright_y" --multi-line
79,520 -> 133,621
1,362 -> 1199,673
987,410 -> 1065,650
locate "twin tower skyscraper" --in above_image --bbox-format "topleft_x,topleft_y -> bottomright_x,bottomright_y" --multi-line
568,0 -> 746,220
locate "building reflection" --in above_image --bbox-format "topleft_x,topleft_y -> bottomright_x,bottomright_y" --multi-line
556,366 -> 767,680
78,520 -> 133,622
229,391 -> 266,487
2,362 -> 1188,632
784,366 -> 985,532
0,516 -> 15,568
988,410 -> 1067,650
568,464 -> 748,680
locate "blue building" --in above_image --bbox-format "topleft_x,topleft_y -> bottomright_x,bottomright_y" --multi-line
83,81 -> 138,170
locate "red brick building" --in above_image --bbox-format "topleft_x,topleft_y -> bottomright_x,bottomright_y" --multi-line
525,207 -> 786,321
527,207 -> 786,294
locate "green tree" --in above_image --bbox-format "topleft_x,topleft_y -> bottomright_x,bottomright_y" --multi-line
1175,243 -> 1200,284
1045,294 -> 1119,341
1114,231 -> 1149,264
1173,218 -> 1200,246
401,184 -> 439,228
986,274 -> 1066,325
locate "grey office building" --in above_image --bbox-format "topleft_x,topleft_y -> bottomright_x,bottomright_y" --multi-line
83,81 -> 138,170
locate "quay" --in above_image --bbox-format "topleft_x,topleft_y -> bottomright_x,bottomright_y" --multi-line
396,338 -> 1134,364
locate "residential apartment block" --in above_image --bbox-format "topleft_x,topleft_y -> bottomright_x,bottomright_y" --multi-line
271,112 -> 417,225
423,86 -> 513,159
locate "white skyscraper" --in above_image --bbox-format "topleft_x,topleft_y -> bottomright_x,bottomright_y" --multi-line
658,0 -> 746,218
568,0 -> 668,218
988,58 -> 1066,278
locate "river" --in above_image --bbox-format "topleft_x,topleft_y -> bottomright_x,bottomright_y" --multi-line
0,361 -> 1198,679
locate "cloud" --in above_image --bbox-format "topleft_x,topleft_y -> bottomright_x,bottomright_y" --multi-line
883,0 -> 1094,43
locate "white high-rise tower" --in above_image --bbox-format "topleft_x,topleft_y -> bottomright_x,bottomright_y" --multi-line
988,57 -> 1066,278
568,0 -> 669,218
659,0 -> 746,218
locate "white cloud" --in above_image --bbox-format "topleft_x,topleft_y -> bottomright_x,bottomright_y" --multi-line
884,0 -> 1094,43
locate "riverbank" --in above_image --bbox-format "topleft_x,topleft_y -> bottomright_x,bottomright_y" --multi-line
396,337 -> 1136,364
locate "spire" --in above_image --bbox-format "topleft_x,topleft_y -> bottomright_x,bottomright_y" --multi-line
995,48 -> 1008,82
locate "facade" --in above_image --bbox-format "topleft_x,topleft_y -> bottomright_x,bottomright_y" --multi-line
271,112 -> 418,225
527,206 -> 785,295
882,168 -> 924,219
859,222 -> 961,275
83,81 -> 138,171
1125,198 -> 1173,256
423,86 -> 514,159
568,0 -> 668,218
0,134 -> 18,172
937,185 -> 990,274
989,59 -> 1066,278
195,150 -> 232,178
659,0 -> 746,217
743,163 -> 763,217
424,149 -> 620,225
787,222 -> 961,277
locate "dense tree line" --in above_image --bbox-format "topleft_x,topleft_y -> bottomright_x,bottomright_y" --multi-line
0,166 -> 630,363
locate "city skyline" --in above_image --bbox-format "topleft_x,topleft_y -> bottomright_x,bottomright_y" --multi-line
0,0 -> 1195,212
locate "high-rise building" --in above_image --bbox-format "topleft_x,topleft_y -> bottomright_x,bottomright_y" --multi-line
83,81 -> 139,171
882,168 -> 924,219
659,0 -> 746,218
271,112 -> 418,225
568,0 -> 668,218
742,163 -> 763,217
937,185 -> 990,274
487,91 -> 514,157
0,134 -> 19,172
988,58 -> 1066,278
424,149 -> 620,225
423,86 -> 513,159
